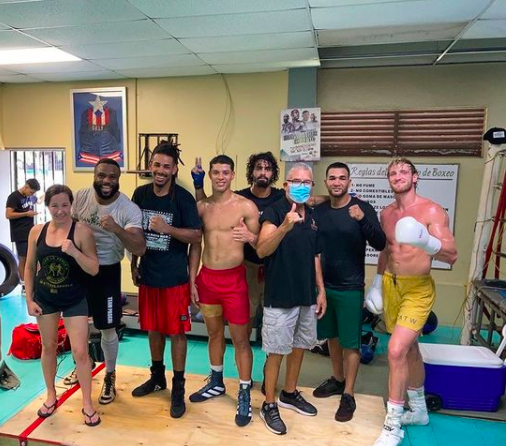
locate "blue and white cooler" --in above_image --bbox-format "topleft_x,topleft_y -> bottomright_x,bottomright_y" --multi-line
420,328 -> 506,412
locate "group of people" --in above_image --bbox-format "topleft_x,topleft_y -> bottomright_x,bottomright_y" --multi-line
6,145 -> 457,446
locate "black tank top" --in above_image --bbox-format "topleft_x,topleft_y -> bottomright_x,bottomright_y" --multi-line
35,222 -> 86,307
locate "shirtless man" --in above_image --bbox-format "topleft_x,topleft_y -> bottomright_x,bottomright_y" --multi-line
189,154 -> 260,427
366,158 -> 457,446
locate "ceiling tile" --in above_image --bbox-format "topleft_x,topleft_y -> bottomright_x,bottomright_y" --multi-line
0,0 -> 146,28
6,59 -> 104,74
317,23 -> 465,47
59,39 -> 189,60
156,10 -> 310,38
23,20 -> 170,46
464,19 -> 506,39
128,0 -> 305,18
0,74 -> 44,83
115,65 -> 216,78
311,0 -> 491,30
0,30 -> 49,49
482,0 -> 506,20
92,54 -> 203,70
181,31 -> 314,53
28,70 -> 128,82
199,48 -> 317,65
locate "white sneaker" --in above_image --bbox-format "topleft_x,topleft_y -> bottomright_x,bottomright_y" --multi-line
373,425 -> 405,446
401,408 -> 429,425
402,389 -> 429,425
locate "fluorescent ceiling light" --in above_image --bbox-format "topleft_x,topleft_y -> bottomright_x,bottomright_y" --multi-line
0,47 -> 81,65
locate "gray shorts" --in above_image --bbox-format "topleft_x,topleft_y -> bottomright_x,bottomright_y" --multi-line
262,305 -> 317,355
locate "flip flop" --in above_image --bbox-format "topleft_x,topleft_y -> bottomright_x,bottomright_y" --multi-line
82,408 -> 101,427
37,400 -> 58,419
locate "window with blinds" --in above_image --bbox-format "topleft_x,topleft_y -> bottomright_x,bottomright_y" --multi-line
321,108 -> 486,157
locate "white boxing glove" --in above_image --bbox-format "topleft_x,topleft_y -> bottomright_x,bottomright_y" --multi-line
395,216 -> 441,256
365,274 -> 383,315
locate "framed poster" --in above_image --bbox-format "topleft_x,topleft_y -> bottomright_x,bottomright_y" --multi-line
70,87 -> 127,171
280,107 -> 321,162
349,163 -> 459,270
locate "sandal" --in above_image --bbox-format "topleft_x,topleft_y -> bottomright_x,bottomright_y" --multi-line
37,400 -> 58,419
82,408 -> 101,427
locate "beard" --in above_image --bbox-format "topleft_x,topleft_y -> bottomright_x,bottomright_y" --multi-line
391,180 -> 414,195
93,180 -> 119,200
254,176 -> 272,189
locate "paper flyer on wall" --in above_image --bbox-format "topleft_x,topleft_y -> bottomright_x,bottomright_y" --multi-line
280,107 -> 321,161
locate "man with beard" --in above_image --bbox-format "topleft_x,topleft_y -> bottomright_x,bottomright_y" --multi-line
130,143 -> 201,418
70,158 -> 145,405
189,155 -> 259,428
368,158 -> 457,446
312,162 -> 385,422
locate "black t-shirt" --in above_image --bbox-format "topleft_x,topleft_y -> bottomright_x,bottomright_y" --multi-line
236,187 -> 285,264
6,190 -> 36,242
132,183 -> 201,288
314,197 -> 386,291
260,197 -> 321,308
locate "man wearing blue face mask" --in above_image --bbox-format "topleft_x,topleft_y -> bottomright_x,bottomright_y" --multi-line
256,163 -> 327,436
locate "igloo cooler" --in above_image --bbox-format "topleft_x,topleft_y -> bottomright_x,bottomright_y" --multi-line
420,343 -> 506,412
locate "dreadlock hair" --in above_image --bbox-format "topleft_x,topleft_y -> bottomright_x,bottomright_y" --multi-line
150,141 -> 183,198
245,151 -> 280,186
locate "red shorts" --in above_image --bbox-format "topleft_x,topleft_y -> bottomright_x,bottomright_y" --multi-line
138,283 -> 191,336
196,265 -> 249,325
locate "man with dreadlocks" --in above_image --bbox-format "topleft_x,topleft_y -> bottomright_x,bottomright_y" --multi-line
130,142 -> 202,418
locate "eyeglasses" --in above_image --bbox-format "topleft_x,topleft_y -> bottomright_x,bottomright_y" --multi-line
286,179 -> 314,186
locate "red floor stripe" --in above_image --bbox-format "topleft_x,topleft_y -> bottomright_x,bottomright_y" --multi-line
15,362 -> 106,446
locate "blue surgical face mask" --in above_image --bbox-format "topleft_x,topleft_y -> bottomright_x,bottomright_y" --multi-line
288,183 -> 311,204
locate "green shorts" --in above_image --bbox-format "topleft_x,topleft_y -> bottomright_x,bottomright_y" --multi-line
317,288 -> 364,349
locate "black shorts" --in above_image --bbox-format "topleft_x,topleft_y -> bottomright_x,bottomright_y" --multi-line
15,241 -> 28,257
87,263 -> 122,329
35,296 -> 88,318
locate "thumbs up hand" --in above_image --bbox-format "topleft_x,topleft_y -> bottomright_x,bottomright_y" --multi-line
232,217 -> 255,243
281,203 -> 303,232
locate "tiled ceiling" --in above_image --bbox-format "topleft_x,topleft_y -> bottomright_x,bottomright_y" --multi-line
0,0 -> 505,83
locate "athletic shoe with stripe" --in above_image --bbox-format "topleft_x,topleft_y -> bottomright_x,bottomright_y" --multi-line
189,371 -> 226,403
260,402 -> 287,435
235,383 -> 252,427
278,389 -> 317,416
64,359 -> 96,386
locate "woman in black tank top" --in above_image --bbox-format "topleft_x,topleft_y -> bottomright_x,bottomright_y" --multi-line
24,185 -> 101,427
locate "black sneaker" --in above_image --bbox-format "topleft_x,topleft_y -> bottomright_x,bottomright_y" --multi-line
189,370 -> 226,403
170,378 -> 186,419
313,376 -> 345,398
132,366 -> 167,397
99,371 -> 116,404
260,402 -> 287,435
235,383 -> 252,427
278,389 -> 317,416
335,393 -> 356,422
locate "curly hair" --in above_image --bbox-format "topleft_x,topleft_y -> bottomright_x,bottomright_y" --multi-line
245,152 -> 280,186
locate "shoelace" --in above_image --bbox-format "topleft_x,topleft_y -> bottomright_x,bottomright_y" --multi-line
104,374 -> 114,395
293,390 -> 305,403
237,387 -> 251,415
267,404 -> 282,422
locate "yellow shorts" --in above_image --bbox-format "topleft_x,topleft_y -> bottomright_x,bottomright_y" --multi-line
383,272 -> 436,334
